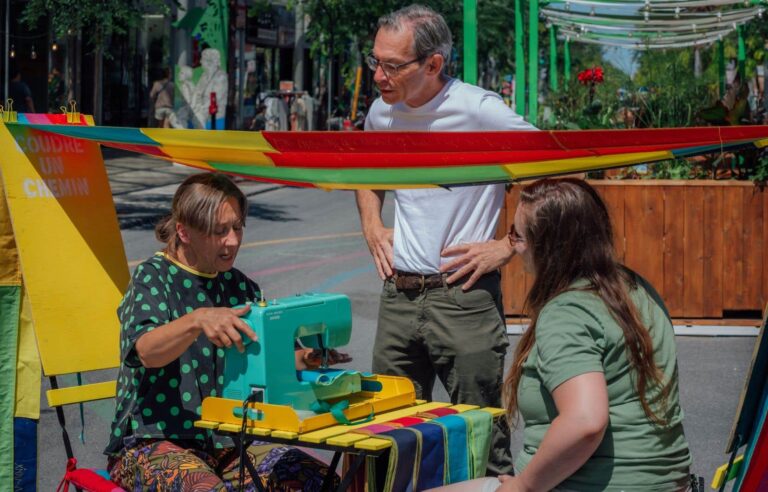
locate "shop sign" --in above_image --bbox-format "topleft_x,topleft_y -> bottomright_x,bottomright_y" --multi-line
257,28 -> 277,44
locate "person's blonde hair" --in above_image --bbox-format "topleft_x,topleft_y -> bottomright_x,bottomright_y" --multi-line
155,173 -> 247,254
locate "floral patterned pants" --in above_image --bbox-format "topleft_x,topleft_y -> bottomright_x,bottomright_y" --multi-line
109,439 -> 338,492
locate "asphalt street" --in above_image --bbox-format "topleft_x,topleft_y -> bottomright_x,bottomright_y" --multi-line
37,150 -> 756,491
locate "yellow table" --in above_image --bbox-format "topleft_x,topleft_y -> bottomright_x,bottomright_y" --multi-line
196,401 -> 505,492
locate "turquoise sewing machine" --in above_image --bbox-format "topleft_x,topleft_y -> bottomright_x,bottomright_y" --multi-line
202,292 -> 415,433
198,293 -> 502,492
222,292 -> 363,413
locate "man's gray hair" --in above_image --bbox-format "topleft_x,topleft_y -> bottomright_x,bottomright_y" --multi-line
377,4 -> 452,66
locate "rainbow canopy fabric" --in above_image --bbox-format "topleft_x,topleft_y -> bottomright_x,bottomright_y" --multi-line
10,115 -> 768,190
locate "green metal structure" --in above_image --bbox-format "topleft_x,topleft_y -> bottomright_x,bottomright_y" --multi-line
549,25 -> 558,93
528,0 -> 540,122
463,0 -> 478,85
538,0 -> 767,120
460,0 -> 766,123
515,0 -> 526,116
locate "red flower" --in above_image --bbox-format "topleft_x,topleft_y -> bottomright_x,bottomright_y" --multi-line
577,69 -> 591,85
577,66 -> 605,85
593,66 -> 604,83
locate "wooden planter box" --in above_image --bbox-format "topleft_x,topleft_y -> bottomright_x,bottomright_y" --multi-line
499,180 -> 768,321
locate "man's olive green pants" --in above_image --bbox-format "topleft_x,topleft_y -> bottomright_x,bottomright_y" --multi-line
371,271 -> 514,476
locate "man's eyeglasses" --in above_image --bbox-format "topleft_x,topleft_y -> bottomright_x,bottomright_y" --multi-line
365,53 -> 425,78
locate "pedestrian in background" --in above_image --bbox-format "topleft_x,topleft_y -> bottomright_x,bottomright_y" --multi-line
149,67 -> 174,128
9,66 -> 35,113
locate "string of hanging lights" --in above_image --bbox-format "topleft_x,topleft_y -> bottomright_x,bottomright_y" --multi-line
541,0 -> 766,50
543,6 -> 762,28
546,0 -> 765,9
558,29 -> 739,49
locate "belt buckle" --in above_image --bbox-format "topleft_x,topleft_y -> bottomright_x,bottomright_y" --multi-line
419,275 -> 425,291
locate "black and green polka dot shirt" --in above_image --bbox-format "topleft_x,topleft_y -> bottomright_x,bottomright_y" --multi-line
105,253 -> 260,455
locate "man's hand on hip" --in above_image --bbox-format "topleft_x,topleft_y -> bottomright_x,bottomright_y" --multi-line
440,238 -> 515,290
363,225 -> 395,280
355,189 -> 393,280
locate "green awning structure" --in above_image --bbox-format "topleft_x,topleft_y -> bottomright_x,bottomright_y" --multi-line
508,0 -> 768,121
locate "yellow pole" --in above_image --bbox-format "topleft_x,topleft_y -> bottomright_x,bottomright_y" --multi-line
351,65 -> 362,120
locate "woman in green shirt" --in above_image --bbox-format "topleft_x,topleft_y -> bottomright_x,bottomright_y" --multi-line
433,178 -> 691,492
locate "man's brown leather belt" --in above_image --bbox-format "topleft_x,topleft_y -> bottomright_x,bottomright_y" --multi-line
393,270 -> 445,290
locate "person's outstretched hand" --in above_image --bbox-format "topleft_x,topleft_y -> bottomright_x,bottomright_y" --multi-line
440,238 -> 514,290
363,224 -> 394,280
194,304 -> 257,353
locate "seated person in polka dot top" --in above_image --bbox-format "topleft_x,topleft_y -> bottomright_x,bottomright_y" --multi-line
105,173 -> 344,491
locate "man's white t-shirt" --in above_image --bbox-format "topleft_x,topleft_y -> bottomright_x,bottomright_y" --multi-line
365,77 -> 536,274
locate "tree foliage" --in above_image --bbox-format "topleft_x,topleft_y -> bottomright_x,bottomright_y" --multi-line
21,0 -> 175,124
21,0 -> 173,52
634,15 -> 767,89
742,16 -> 768,78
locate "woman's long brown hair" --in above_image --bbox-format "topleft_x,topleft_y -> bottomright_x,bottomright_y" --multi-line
504,179 -> 671,426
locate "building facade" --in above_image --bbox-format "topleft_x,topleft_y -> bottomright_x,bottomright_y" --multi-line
2,0 -> 317,129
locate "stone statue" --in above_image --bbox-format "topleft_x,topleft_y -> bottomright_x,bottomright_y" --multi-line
170,48 -> 228,129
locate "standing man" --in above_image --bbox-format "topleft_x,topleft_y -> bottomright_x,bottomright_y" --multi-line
356,4 -> 536,477
9,68 -> 35,113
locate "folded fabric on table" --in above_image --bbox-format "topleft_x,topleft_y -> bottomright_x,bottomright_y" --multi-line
433,414 -> 470,484
416,407 -> 458,419
366,409 -> 494,490
350,423 -> 398,435
374,428 -> 422,492
351,415 -> 426,436
411,422 -> 447,490
371,421 -> 448,491
388,416 -> 425,427
462,410 -> 493,479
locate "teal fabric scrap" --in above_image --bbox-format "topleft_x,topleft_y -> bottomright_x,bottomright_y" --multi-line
434,414 -> 470,483
297,369 -> 371,385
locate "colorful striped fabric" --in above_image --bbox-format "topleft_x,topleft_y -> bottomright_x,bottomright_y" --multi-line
462,410 -> 493,479
366,410 -> 493,491
376,428 -> 421,492
412,422 -> 447,490
11,117 -> 768,190
434,414 -> 471,484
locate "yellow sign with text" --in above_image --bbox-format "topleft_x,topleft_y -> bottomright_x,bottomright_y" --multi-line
0,120 -> 129,376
